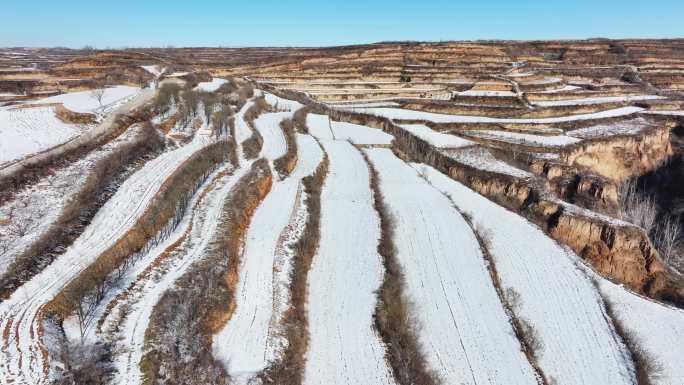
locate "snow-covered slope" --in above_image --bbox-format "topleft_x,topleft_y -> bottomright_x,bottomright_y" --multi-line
399,123 -> 475,148
254,112 -> 291,160
0,106 -> 89,167
306,113 -> 334,140
365,148 -> 538,384
329,120 -> 393,145
416,164 -> 636,385
30,86 -> 140,114
599,280 -> 684,385
303,140 -> 395,385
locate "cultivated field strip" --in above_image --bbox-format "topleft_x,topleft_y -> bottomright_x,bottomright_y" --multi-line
417,164 -> 637,385
303,140 -> 395,385
598,279 -> 684,385
213,134 -> 323,382
349,106 -> 645,124
365,148 -> 539,385
0,133 -> 214,385
106,162 -> 248,385
0,106 -> 87,167
254,111 -> 291,161
235,99 -> 256,148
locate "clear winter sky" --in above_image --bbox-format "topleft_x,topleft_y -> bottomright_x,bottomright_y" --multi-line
1,0 -> 682,48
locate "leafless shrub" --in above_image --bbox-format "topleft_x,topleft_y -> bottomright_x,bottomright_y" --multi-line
243,95 -> 273,128
654,216 -> 683,269
242,128 -> 264,160
619,179 -> 684,271
292,106 -> 310,134
53,341 -> 113,385
518,318 -> 544,357
619,180 -> 657,232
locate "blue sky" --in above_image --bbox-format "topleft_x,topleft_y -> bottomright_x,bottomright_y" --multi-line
1,0 -> 682,48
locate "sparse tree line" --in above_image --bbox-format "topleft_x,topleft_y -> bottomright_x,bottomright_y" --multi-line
45,140 -> 235,344
259,150 -> 328,384
140,159 -> 272,385
0,123 -> 166,299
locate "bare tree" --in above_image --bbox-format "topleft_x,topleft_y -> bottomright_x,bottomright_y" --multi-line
619,180 -> 657,232
90,87 -> 106,107
654,216 -> 683,268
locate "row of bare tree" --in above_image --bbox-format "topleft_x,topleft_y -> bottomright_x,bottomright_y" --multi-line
141,160 -> 272,385
45,140 -> 234,341
0,124 -> 165,299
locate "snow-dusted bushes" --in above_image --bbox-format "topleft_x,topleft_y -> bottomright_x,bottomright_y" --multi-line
619,179 -> 683,270
140,160 -> 272,385
52,340 -> 113,385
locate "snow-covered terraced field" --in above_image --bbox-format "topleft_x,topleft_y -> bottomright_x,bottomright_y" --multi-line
465,129 -> 582,147
214,134 -> 323,382
0,106 -> 89,167
304,140 -> 395,385
533,94 -> 664,107
445,147 -> 533,178
194,77 -> 228,92
351,106 -> 645,124
254,111 -> 291,160
598,280 -> 684,385
417,164 -> 637,385
365,148 -> 538,384
306,113 -> 392,145
30,86 -> 140,115
399,123 -> 476,148
0,133 -> 213,385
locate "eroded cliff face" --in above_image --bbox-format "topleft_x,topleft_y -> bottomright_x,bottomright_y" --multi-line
563,124 -> 674,182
